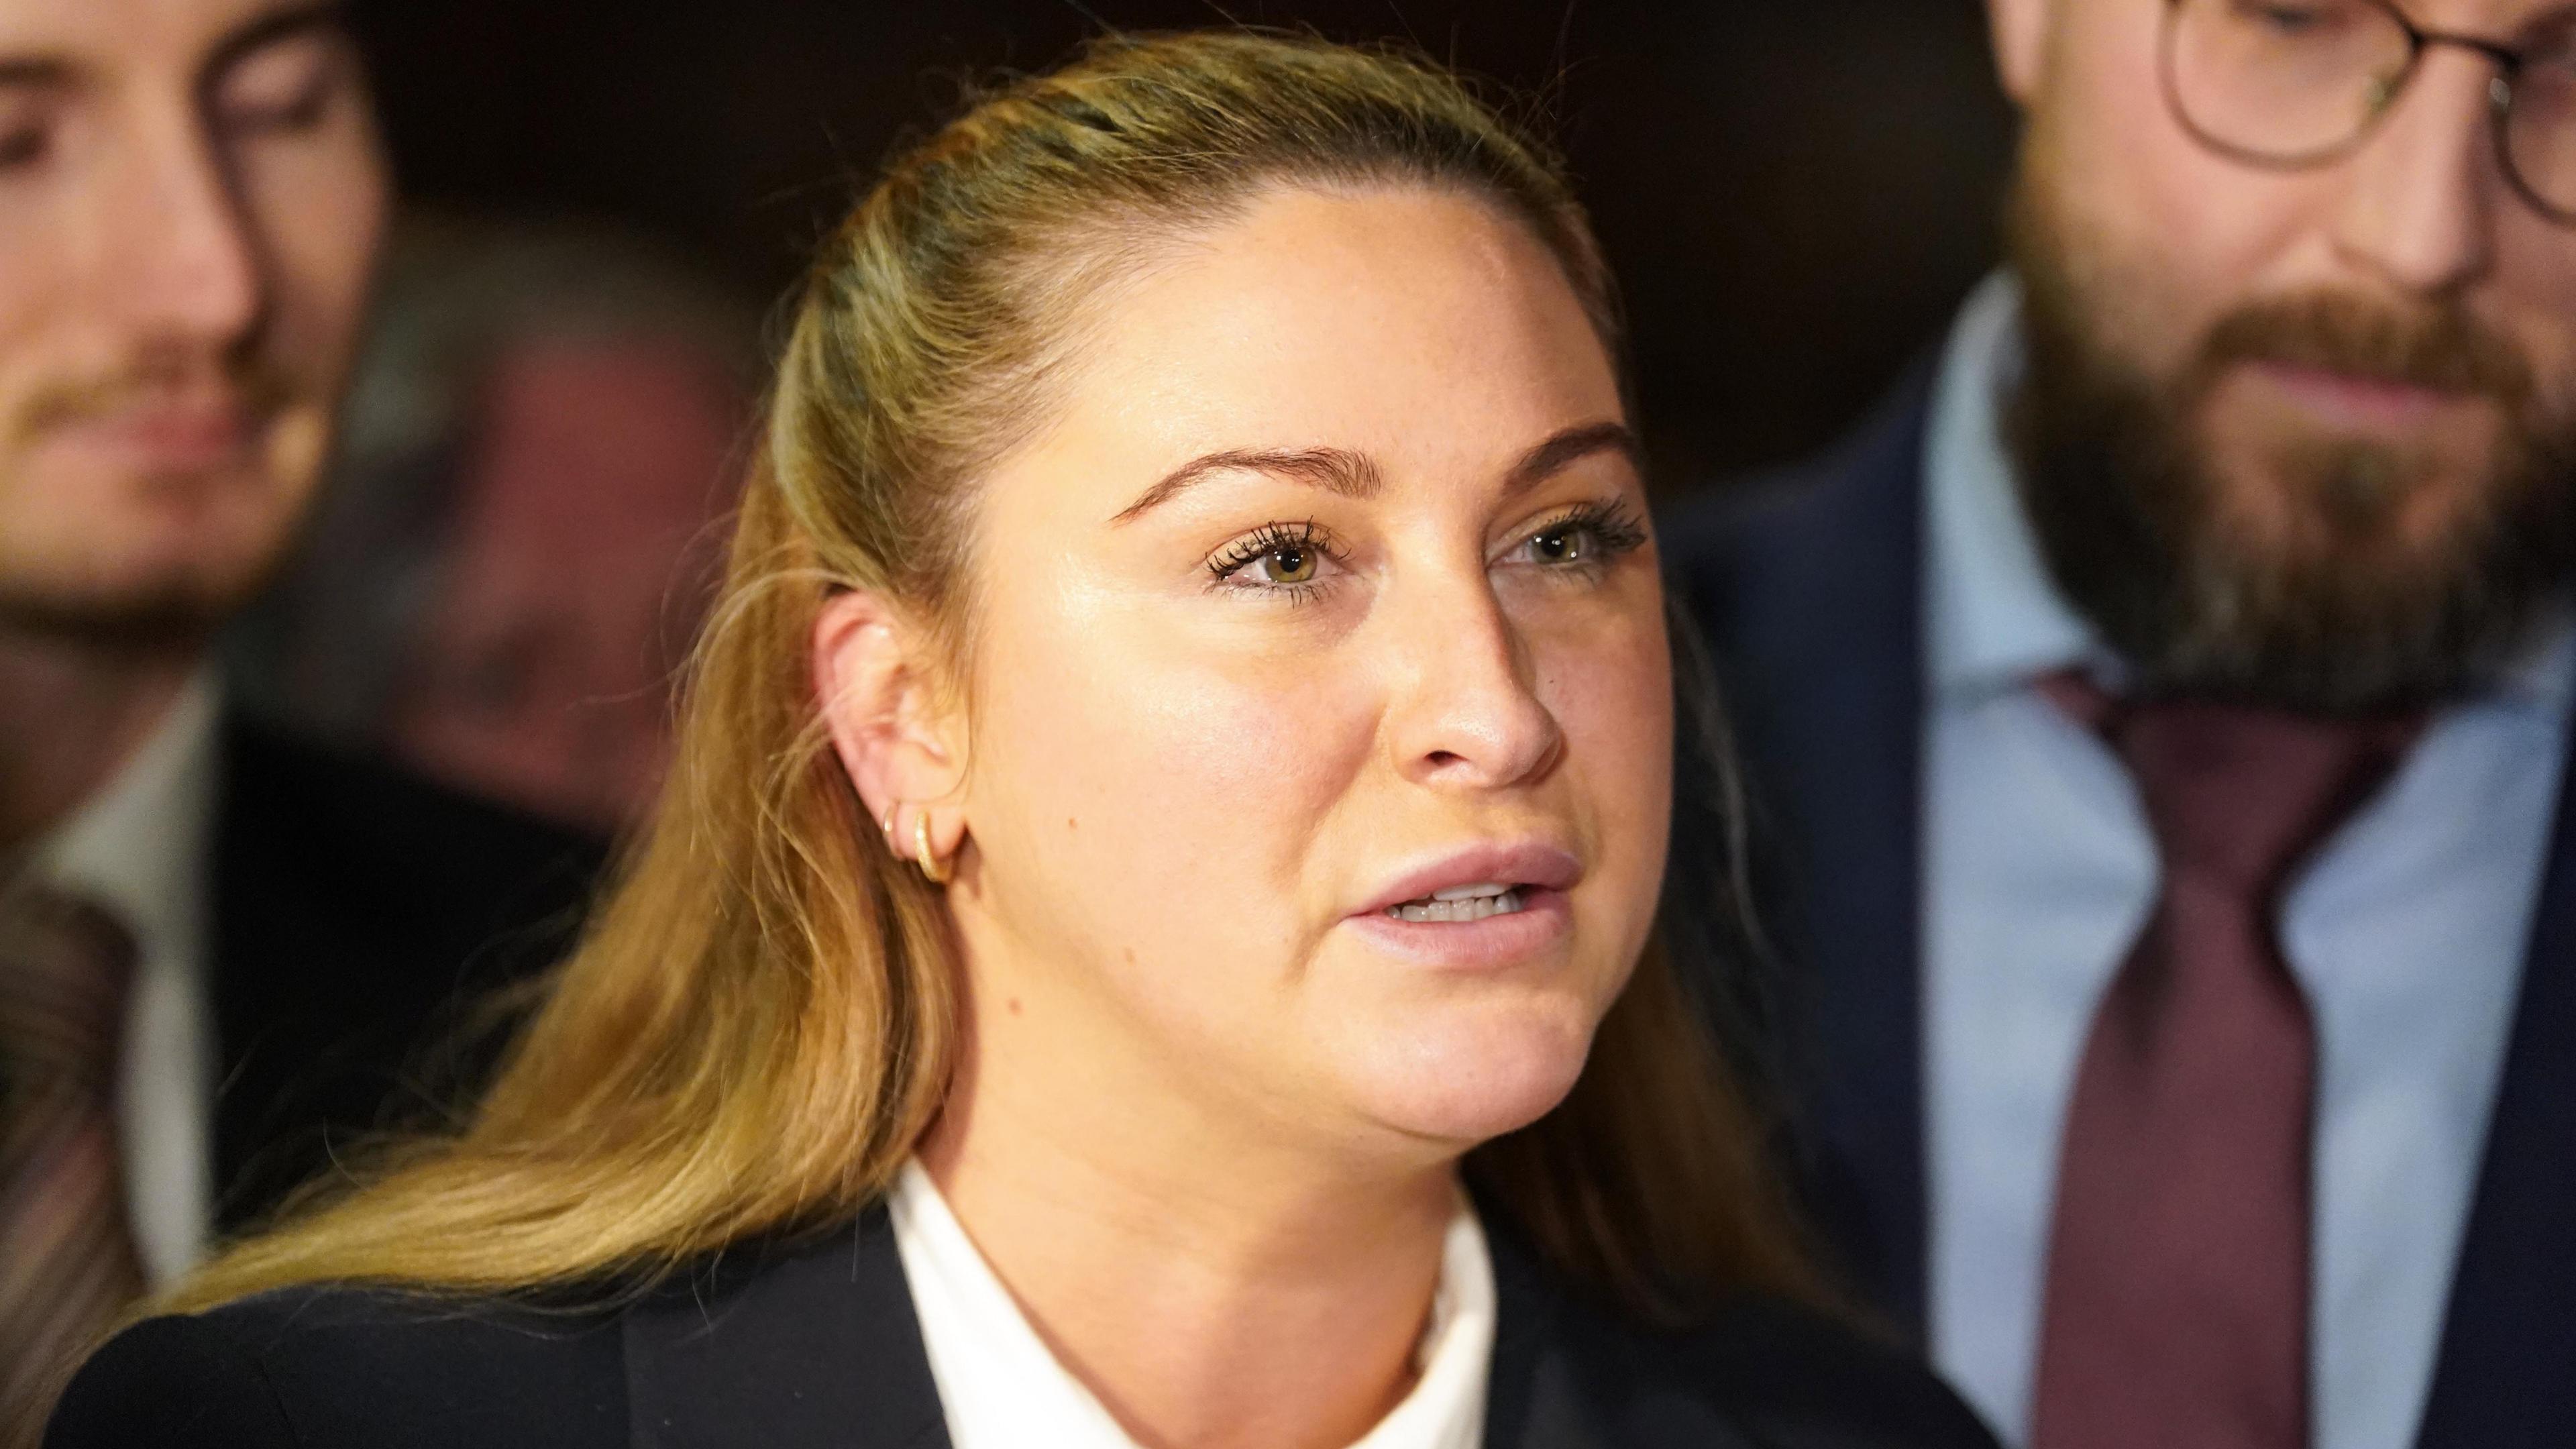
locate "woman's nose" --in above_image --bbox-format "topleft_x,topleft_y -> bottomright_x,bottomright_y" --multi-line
1379,572 -> 1564,792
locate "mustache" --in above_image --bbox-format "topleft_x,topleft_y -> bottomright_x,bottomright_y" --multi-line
8,352 -> 297,441
2194,290 -> 2534,402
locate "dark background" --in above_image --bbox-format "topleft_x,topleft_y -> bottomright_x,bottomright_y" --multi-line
348,0 -> 2017,496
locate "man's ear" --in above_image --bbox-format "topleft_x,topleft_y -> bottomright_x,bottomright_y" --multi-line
812,589 -> 965,833
1986,0 -> 2051,106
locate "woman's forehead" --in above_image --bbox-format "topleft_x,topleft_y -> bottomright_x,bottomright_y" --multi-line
1014,186 -> 1621,508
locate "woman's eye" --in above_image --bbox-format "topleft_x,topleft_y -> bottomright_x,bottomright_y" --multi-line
1210,523 -> 1340,594
1526,525 -> 1592,565
1249,543 -> 1320,584
1506,503 -> 1646,570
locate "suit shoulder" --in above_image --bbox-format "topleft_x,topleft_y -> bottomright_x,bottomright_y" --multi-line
1660,361 -> 1937,608
53,1287 -> 626,1449
48,1309 -> 295,1446
221,716 -> 604,895
1671,1294 -> 1997,1448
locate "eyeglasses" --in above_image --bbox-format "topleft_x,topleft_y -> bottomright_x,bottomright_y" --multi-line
2162,0 -> 2576,224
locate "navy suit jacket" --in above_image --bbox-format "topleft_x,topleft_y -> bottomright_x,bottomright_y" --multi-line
1662,369 -> 2576,1448
209,716 -> 602,1225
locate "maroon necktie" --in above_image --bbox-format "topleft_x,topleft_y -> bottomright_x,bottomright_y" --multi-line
0,884 -> 144,1449
2028,674 -> 2420,1449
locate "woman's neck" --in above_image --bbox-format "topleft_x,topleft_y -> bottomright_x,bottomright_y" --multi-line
917,1000 -> 1460,1449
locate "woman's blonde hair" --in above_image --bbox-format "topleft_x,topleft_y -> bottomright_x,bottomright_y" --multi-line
169,29 -> 1820,1324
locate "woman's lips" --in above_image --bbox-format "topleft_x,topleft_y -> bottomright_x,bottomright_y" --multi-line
1340,885 -> 1574,971
1350,841 -> 1581,919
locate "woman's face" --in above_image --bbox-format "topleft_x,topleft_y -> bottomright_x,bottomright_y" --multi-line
945,184 -> 1670,1158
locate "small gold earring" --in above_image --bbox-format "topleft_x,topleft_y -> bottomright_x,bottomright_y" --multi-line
880,805 -> 898,840
913,810 -> 952,885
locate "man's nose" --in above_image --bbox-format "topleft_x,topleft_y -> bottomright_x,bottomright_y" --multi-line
108,113 -> 266,352
2330,48 -> 2505,299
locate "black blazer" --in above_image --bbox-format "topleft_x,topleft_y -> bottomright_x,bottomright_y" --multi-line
48,1205 -> 2000,1449
1662,366 -> 2576,1446
207,715 -> 602,1226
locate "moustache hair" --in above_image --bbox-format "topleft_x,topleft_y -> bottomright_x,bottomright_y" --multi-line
7,350 -> 296,444
2191,290 -> 2533,404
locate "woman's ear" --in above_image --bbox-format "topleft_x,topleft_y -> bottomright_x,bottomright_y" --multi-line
812,589 -> 965,833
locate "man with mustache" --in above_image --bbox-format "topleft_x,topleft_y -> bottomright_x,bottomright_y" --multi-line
0,1 -> 593,1440
1671,2 -> 2576,1447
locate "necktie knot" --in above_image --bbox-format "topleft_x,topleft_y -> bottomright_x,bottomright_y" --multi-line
2041,670 -> 2422,898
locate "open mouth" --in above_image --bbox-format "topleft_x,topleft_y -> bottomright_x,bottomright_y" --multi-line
1382,882 -> 1527,924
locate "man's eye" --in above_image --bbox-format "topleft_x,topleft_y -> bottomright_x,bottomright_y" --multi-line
0,125 -> 50,171
212,44 -> 341,136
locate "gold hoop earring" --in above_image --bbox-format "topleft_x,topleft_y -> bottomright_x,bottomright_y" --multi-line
913,810 -> 952,885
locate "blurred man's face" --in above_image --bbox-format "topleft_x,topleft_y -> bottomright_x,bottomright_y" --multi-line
0,0 -> 387,644
388,337 -> 742,834
1993,0 -> 2576,708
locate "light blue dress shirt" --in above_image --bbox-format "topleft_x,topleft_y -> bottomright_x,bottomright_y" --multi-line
1919,275 -> 2576,1449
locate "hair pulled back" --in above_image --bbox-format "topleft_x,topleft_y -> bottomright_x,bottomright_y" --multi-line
167,29 -> 1818,1324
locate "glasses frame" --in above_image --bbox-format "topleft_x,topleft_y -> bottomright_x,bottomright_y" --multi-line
2159,0 -> 2576,225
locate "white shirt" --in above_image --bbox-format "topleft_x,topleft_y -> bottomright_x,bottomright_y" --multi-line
888,1161 -> 1495,1449
1920,274 -> 2573,1448
25,668 -> 222,1289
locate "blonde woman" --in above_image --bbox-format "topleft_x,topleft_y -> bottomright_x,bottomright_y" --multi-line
49,32 -> 1996,1449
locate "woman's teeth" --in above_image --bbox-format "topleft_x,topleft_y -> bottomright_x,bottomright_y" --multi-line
1385,885 -> 1525,922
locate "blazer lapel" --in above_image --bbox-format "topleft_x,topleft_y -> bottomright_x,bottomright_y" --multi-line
1670,370 -> 1937,1331
2413,727 -> 2576,1446
625,1209 -> 951,1449
1482,1220 -> 1607,1449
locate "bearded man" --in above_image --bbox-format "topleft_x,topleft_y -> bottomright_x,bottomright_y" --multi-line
1670,3 -> 2576,1448
0,2 -> 595,1440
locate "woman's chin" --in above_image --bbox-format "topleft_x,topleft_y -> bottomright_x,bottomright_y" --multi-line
1343,1001 -> 1599,1147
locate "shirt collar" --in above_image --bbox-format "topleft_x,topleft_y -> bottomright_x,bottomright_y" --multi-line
888,1158 -> 1495,1449
29,663 -> 223,984
1924,271 -> 2576,717
1925,273 -> 2100,700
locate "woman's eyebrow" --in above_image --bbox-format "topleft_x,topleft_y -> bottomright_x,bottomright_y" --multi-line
1504,421 -> 1642,495
1110,420 -> 1640,525
1112,446 -> 1384,523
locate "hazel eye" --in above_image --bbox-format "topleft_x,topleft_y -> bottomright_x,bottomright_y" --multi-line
1527,525 -> 1590,565
1209,521 -> 1342,594
1501,500 -> 1648,573
1254,543 -> 1320,584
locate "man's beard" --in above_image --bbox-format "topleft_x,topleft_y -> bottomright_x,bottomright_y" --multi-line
0,352 -> 311,653
2004,184 -> 2576,714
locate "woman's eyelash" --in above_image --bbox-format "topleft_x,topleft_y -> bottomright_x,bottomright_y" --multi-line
1208,520 -> 1342,582
1517,498 -> 1650,561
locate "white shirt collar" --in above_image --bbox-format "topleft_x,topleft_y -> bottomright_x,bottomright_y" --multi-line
888,1159 -> 1495,1449
28,664 -> 221,987
1925,270 -> 2576,714
25,663 -> 223,1285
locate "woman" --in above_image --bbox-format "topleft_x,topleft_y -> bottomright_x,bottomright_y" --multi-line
50,32 -> 1994,1449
